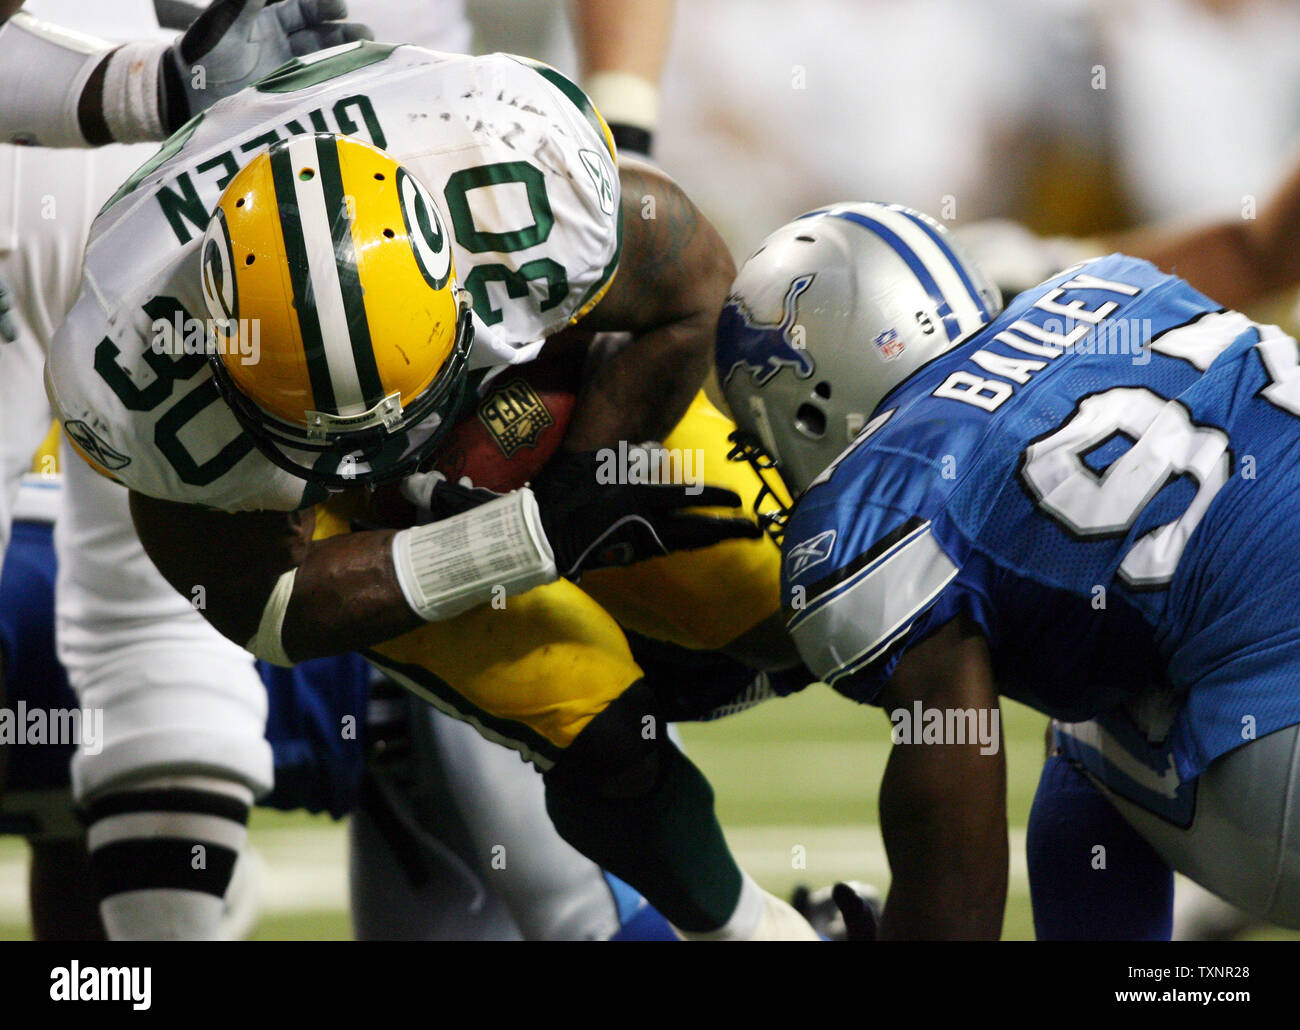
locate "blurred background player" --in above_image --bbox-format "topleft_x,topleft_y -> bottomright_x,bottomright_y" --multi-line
0,0 -> 375,940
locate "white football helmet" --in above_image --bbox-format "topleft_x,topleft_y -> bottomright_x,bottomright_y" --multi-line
716,201 -> 1001,533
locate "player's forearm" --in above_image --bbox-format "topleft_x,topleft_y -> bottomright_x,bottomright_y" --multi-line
572,0 -> 672,154
875,617 -> 1007,939
568,162 -> 735,448
128,490 -> 426,661
565,307 -> 716,448
1109,221 -> 1278,313
133,486 -> 558,663
0,12 -> 129,146
572,0 -> 672,81
278,530 -> 425,661
877,735 -> 1009,940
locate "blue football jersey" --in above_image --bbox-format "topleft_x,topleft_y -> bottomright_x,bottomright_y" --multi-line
782,254 -> 1300,779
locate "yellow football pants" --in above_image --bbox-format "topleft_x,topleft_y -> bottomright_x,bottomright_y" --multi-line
315,392 -> 786,768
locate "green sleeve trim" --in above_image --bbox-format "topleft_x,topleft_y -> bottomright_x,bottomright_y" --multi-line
504,54 -> 617,163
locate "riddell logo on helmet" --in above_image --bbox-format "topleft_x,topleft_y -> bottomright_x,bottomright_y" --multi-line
150,312 -> 260,366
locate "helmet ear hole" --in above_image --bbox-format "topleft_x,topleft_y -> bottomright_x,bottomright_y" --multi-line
814,381 -> 832,399
795,402 -> 826,439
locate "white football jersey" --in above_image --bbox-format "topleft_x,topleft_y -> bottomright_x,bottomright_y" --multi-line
47,42 -> 622,511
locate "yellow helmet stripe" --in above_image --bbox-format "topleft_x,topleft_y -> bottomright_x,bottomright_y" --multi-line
270,141 -> 337,415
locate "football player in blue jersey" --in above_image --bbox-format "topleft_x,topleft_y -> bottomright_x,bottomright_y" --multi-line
717,201 -> 1300,940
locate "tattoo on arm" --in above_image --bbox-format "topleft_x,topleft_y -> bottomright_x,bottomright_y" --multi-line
618,163 -> 699,287
566,158 -> 734,447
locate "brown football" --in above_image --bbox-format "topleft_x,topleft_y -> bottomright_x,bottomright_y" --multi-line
432,330 -> 586,491
366,331 -> 587,527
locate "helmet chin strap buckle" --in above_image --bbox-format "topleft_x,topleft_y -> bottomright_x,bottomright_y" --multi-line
304,392 -> 406,442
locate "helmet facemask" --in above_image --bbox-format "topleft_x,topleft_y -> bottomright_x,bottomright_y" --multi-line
206,290 -> 476,490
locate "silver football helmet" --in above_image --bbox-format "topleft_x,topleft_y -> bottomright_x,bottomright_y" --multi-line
716,201 -> 1001,533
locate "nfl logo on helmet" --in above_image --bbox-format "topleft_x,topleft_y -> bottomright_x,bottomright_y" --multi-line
873,328 -> 905,360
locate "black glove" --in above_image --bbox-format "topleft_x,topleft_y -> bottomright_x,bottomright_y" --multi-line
530,448 -> 761,579
161,0 -> 373,131
790,881 -> 881,941
399,470 -> 501,523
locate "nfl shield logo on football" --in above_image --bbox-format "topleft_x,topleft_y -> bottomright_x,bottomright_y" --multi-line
874,328 -> 905,360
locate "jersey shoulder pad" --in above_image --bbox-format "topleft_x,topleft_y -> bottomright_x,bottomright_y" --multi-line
782,435 -> 961,693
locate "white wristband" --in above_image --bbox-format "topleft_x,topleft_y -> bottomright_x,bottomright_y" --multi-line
585,71 -> 659,133
247,566 -> 298,667
392,488 -> 557,622
100,40 -> 168,143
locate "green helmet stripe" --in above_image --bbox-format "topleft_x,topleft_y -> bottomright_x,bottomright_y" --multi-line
270,143 -> 337,415
315,135 -> 386,409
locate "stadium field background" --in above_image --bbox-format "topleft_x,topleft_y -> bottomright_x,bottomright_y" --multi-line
1,689 -> 1294,940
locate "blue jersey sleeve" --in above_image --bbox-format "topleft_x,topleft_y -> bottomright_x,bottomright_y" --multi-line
781,411 -> 976,702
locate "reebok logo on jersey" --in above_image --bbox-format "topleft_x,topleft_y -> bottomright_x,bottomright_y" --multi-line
579,149 -> 616,216
786,529 -> 836,577
63,420 -> 131,471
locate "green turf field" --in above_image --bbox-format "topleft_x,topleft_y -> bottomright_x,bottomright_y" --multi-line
0,687 -> 1294,939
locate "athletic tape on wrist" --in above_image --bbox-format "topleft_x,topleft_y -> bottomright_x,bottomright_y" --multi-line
392,488 -> 557,622
247,566 -> 298,667
1,12 -> 113,146
585,71 -> 659,134
101,41 -> 167,143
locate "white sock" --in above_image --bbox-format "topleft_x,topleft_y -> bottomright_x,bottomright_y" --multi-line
85,775 -> 252,941
674,874 -> 818,941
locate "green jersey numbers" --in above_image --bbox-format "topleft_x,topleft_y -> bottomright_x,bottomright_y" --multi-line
93,296 -> 253,487
444,161 -> 570,327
